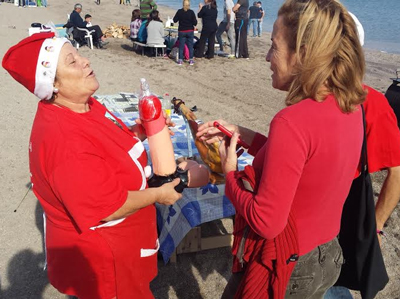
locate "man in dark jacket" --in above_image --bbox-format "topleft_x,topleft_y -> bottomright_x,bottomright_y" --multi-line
69,3 -> 108,48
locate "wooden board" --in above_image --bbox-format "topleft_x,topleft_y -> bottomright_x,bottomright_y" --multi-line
170,226 -> 233,263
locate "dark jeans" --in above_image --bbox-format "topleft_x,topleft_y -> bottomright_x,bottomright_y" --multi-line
86,25 -> 103,42
216,21 -> 235,54
216,21 -> 227,52
324,286 -> 353,299
222,237 -> 343,299
178,31 -> 194,60
234,18 -> 249,58
195,29 -> 217,58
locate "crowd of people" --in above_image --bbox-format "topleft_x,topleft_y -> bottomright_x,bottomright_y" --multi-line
11,0 -> 48,7
62,0 -> 264,61
127,0 -> 266,63
2,0 -> 400,298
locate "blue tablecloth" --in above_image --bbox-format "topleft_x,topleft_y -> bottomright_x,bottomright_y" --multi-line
95,93 -> 254,263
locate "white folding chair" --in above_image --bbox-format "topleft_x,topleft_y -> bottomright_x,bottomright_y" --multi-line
75,27 -> 95,49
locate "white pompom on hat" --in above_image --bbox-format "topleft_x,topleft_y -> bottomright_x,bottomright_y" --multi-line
2,32 -> 70,100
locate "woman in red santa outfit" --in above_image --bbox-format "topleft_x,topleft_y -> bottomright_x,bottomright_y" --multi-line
2,32 -> 182,299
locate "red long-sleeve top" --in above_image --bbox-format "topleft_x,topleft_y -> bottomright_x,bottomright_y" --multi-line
226,95 -> 363,255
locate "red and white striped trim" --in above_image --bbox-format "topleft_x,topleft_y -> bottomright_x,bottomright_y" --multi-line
90,138 -> 148,230
128,138 -> 148,190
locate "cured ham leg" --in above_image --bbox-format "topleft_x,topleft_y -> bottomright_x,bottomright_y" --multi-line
172,98 -> 225,184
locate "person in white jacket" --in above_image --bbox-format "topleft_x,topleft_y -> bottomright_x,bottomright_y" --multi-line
146,10 -> 165,46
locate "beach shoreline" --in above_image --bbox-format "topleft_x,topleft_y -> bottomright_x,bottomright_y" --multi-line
0,1 -> 399,298
156,0 -> 400,55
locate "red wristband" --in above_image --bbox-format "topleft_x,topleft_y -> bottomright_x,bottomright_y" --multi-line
142,114 -> 166,136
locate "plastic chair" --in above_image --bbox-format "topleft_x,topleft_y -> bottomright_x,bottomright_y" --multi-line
75,27 -> 95,49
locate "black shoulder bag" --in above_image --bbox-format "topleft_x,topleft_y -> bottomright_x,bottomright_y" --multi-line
335,105 -> 389,299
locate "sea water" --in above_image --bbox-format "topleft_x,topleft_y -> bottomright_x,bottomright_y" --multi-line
157,0 -> 400,54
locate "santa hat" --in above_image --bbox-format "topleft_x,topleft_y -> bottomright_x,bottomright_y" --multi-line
2,32 -> 70,100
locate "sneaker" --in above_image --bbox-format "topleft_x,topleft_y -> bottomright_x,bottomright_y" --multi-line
227,54 -> 235,59
177,59 -> 183,66
189,59 -> 194,66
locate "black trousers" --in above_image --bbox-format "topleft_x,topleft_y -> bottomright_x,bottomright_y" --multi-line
195,29 -> 217,58
86,25 -> 103,42
235,19 -> 249,58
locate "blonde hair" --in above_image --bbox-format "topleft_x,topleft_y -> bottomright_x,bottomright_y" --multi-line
278,0 -> 366,113
183,0 -> 190,11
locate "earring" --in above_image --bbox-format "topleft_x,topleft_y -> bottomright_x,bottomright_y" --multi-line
53,87 -> 59,93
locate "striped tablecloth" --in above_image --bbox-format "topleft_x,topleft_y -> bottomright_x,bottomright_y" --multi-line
96,93 -> 254,263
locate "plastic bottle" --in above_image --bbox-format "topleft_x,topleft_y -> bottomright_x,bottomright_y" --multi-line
138,78 -> 176,176
138,78 -> 161,122
166,16 -> 172,28
163,93 -> 172,116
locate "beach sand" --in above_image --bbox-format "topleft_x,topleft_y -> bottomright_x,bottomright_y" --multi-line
0,0 -> 399,298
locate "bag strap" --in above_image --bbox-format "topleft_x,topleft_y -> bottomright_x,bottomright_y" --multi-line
360,105 -> 369,175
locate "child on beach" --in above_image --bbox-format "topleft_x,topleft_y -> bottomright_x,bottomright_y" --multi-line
130,9 -> 142,41
84,14 -> 92,27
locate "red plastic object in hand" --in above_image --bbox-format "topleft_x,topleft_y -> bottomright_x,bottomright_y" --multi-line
138,95 -> 162,122
213,121 -> 250,149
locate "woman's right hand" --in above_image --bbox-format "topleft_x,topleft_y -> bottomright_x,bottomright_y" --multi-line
155,178 -> 183,205
196,119 -> 238,144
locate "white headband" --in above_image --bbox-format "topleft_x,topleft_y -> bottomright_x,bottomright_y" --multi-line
34,36 -> 70,100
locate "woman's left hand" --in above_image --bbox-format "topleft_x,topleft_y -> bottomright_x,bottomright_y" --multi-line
219,132 -> 240,174
164,110 -> 176,135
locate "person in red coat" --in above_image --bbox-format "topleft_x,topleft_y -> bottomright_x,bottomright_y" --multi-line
2,32 -> 182,299
197,0 -> 367,297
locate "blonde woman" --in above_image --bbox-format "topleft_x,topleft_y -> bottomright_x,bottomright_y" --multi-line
197,0 -> 366,297
173,0 -> 197,65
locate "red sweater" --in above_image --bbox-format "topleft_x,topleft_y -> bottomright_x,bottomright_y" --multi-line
231,166 -> 299,299
226,95 -> 363,255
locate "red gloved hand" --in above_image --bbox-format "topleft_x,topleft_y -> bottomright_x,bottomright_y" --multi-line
138,95 -> 162,121
138,95 -> 165,136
